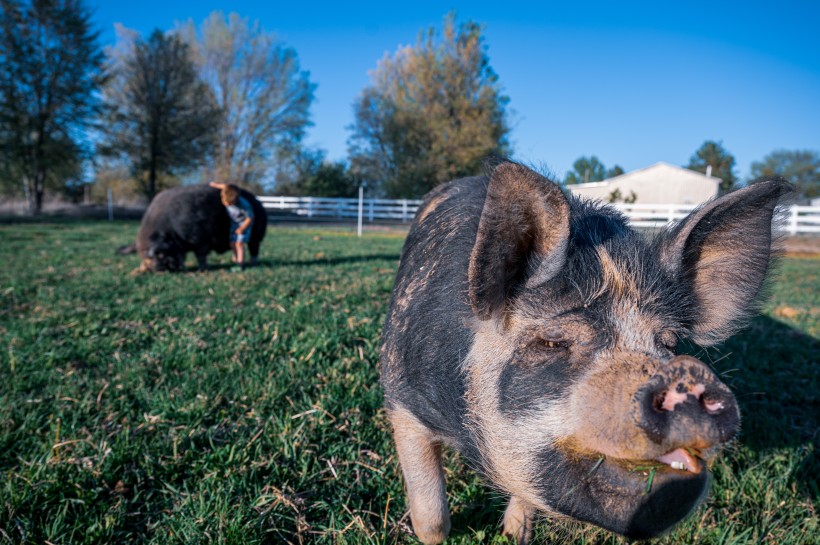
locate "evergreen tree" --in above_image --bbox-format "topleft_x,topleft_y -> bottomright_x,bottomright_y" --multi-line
275,148 -> 358,197
564,156 -> 607,185
687,140 -> 737,194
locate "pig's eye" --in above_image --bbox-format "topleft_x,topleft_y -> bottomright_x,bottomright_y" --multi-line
538,339 -> 569,350
656,332 -> 677,351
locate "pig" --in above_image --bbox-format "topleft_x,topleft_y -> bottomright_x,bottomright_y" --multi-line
380,161 -> 791,543
117,185 -> 267,272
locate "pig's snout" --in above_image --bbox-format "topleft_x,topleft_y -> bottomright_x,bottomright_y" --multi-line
636,355 -> 740,453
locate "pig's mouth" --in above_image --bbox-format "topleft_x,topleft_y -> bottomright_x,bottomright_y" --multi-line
603,447 -> 706,475
615,445 -> 714,477
653,447 -> 703,473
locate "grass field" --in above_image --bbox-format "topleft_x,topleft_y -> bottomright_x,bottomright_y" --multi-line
0,220 -> 817,545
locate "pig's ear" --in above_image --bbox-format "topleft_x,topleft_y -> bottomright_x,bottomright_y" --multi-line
468,162 -> 571,320
659,179 -> 792,345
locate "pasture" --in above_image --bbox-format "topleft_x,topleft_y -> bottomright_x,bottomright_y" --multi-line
0,220 -> 817,544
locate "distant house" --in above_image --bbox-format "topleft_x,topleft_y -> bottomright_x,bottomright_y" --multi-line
567,162 -> 720,205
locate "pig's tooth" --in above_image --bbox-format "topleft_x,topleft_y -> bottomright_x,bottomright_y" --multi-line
655,448 -> 700,473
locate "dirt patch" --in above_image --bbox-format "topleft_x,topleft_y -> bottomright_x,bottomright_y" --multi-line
774,306 -> 802,319
783,236 -> 820,257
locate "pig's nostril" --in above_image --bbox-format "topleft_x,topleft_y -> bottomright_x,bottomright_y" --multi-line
702,398 -> 725,414
647,382 -> 729,415
652,392 -> 667,413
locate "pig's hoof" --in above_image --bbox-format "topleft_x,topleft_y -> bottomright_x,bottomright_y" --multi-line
502,496 -> 535,544
412,518 -> 451,544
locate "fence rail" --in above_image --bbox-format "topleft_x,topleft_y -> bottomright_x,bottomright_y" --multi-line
257,196 -> 423,223
783,205 -> 820,234
257,195 -> 820,235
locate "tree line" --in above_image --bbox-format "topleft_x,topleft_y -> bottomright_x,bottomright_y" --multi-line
1,1 -> 818,215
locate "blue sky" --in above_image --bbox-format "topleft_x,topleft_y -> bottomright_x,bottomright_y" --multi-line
91,0 -> 820,181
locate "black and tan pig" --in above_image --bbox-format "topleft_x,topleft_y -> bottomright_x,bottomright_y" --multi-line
118,185 -> 267,272
380,161 -> 791,543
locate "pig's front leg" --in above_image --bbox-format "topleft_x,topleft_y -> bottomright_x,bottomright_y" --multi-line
195,252 -> 209,271
503,495 -> 536,544
389,407 -> 451,544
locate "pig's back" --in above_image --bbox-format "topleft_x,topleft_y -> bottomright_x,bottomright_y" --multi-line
137,186 -> 229,254
381,176 -> 488,454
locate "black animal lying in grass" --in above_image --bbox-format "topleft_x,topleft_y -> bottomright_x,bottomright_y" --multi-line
380,160 -> 791,543
117,185 -> 267,272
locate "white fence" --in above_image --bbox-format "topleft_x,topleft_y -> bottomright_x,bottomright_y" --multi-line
258,195 -> 820,235
258,196 -> 422,223
611,203 -> 820,235
611,204 -> 697,228
782,205 -> 820,235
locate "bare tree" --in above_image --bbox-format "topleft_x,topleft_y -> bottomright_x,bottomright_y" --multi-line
99,28 -> 220,201
177,12 -> 315,189
0,0 -> 104,214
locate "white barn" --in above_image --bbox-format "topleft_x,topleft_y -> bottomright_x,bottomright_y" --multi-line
567,162 -> 720,205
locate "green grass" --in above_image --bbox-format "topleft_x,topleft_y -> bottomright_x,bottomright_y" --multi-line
0,221 -> 817,544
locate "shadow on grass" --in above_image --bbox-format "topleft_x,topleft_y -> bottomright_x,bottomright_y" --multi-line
0,211 -> 144,224
115,253 -> 400,274
260,254 -> 400,268
691,316 -> 819,502
448,494 -> 510,540
191,254 -> 401,272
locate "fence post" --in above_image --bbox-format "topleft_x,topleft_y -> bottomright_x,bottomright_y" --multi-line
402,200 -> 408,222
357,185 -> 364,237
667,205 -> 675,225
789,205 -> 798,236
107,188 -> 113,222
368,199 -> 374,222
307,197 -> 314,218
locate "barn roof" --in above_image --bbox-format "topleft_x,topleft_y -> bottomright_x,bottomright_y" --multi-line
568,162 -> 720,205
574,162 -> 720,188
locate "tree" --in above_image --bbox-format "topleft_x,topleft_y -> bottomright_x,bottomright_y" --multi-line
686,140 -> 737,194
177,12 -> 315,188
348,13 -> 510,198
564,156 -> 607,185
607,187 -> 637,204
750,149 -> 819,200
99,28 -> 220,201
606,164 -> 625,178
0,0 -> 104,214
274,148 -> 358,197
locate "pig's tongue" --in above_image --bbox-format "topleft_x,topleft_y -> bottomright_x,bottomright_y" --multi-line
655,448 -> 700,473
